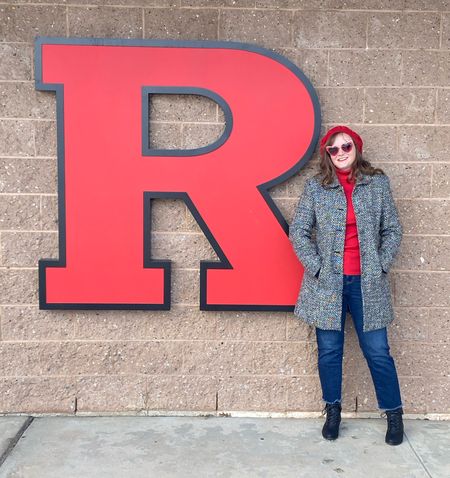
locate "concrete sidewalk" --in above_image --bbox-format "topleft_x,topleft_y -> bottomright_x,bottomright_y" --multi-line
0,415 -> 448,477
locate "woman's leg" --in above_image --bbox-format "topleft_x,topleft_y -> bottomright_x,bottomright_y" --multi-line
345,275 -> 403,411
315,294 -> 347,405
315,278 -> 349,440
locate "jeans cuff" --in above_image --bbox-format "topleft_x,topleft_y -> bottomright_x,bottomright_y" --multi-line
381,404 -> 403,412
324,399 -> 341,405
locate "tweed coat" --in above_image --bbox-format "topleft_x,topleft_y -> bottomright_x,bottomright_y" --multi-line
288,171 -> 402,332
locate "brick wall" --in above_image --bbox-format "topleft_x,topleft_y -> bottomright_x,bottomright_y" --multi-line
0,0 -> 449,415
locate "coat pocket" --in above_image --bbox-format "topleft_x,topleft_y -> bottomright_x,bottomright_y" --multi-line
374,248 -> 385,274
295,270 -> 320,311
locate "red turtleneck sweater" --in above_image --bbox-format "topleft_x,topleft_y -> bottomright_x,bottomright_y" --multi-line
335,167 -> 361,275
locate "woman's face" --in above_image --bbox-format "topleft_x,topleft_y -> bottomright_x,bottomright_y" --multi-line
327,132 -> 357,171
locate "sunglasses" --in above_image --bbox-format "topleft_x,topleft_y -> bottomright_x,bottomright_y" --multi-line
326,142 -> 353,157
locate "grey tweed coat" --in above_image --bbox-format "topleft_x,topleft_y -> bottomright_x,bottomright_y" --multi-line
288,171 -> 402,332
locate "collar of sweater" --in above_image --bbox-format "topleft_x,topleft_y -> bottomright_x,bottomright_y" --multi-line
335,167 -> 355,185
335,167 -> 351,176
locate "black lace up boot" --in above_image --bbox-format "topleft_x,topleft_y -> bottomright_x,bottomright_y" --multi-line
321,402 -> 342,440
383,407 -> 404,446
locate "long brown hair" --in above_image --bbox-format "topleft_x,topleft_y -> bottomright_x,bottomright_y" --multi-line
318,132 -> 384,186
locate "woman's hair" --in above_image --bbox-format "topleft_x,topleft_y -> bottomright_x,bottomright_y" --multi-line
318,132 -> 384,186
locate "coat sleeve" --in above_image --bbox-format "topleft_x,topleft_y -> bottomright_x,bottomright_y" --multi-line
288,178 -> 322,276
378,174 -> 403,273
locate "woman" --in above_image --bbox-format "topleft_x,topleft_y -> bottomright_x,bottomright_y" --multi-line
289,125 -> 404,446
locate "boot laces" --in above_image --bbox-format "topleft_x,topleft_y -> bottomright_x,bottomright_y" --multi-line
382,410 -> 403,433
323,404 -> 341,426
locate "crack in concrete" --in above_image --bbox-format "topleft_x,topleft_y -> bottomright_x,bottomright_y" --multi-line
404,430 -> 433,478
0,416 -> 34,469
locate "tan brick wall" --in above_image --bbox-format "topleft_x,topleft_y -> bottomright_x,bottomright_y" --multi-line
0,1 -> 449,415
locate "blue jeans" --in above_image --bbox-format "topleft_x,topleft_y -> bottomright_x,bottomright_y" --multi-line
315,274 -> 403,411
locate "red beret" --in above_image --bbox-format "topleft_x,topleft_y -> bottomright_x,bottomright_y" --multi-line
320,125 -> 363,156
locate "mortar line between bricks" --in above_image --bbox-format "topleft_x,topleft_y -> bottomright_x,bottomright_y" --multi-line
0,230 -> 58,233
146,6 -> 449,13
0,339 -> 311,344
7,193 -> 450,200
435,89 -> 439,123
0,156 -> 57,160
65,5 -> 69,37
289,9 -> 294,49
217,7 -> 221,42
0,416 -> 34,469
399,50 -> 404,86
362,87 -> 366,122
365,14 -> 369,50
0,368 -> 438,375
31,117 -> 37,158
0,193 -> 57,196
5,119 -> 450,126
1,266 -> 450,273
1,40 -> 449,51
0,338 -> 447,345
403,431 -> 433,478
395,125 -> 400,154
38,195 -> 43,230
0,374 -> 323,378
3,80 -> 450,90
52,3 -> 151,11
0,117 -> 53,122
0,80 -> 34,84
430,164 -> 434,197
1,303 -> 447,310
0,231 -> 58,236
0,117 -> 224,124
